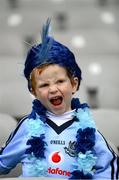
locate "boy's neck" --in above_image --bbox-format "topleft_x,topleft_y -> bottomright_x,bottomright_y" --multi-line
46,110 -> 75,126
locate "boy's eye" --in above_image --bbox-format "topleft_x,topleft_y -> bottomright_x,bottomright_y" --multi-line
57,79 -> 65,83
39,83 -> 49,88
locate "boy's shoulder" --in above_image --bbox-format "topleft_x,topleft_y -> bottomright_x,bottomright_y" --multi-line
5,115 -> 29,145
17,115 -> 29,126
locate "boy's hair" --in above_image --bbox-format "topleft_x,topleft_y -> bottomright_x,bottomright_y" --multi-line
30,64 -> 81,92
24,19 -> 82,91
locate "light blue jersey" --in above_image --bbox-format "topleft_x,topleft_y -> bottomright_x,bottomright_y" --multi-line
0,114 -> 119,179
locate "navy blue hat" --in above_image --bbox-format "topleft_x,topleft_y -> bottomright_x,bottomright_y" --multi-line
24,19 -> 82,90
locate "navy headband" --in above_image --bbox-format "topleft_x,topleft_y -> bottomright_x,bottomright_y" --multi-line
24,19 -> 82,90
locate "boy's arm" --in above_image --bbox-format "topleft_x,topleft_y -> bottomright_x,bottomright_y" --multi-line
0,117 -> 28,175
93,130 -> 119,179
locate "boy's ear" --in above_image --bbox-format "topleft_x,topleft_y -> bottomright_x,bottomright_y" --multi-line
30,88 -> 36,97
72,77 -> 79,94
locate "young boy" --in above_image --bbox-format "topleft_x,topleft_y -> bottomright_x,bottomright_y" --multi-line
0,19 -> 118,179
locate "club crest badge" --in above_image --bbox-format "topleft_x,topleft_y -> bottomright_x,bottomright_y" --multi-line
64,141 -> 78,157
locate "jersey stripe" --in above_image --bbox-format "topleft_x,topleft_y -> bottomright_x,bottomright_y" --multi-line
0,116 -> 28,155
98,131 -> 116,179
116,156 -> 119,179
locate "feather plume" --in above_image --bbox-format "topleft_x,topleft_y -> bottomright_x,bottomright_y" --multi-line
23,40 -> 37,54
41,18 -> 51,45
35,18 -> 53,61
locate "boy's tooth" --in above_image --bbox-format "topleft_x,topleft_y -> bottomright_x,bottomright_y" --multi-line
50,97 -> 62,106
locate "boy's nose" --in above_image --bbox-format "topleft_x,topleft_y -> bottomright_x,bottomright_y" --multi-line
49,84 -> 58,94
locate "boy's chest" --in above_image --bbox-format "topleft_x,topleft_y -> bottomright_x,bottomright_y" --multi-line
45,122 -> 78,178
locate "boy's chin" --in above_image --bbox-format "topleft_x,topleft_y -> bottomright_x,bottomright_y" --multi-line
49,105 -> 70,115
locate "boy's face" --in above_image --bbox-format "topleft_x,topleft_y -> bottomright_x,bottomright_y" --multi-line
32,64 -> 78,115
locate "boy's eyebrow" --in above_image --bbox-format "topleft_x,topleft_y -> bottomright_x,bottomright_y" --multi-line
39,81 -> 49,84
37,80 -> 50,85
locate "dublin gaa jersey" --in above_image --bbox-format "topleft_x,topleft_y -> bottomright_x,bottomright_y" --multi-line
0,110 -> 119,179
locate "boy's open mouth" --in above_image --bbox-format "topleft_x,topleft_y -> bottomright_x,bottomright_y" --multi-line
50,96 -> 63,106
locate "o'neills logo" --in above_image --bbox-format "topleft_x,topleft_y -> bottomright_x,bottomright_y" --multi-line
48,167 -> 71,177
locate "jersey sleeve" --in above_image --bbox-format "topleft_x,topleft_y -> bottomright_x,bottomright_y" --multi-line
0,117 -> 29,175
93,130 -> 119,179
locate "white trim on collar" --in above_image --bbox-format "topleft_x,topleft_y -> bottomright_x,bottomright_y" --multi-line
46,110 -> 75,126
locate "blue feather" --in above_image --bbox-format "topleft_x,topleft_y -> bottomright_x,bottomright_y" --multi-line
41,18 -> 51,45
35,18 -> 53,63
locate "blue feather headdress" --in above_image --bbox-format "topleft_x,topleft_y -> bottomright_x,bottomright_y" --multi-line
24,18 -> 82,90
